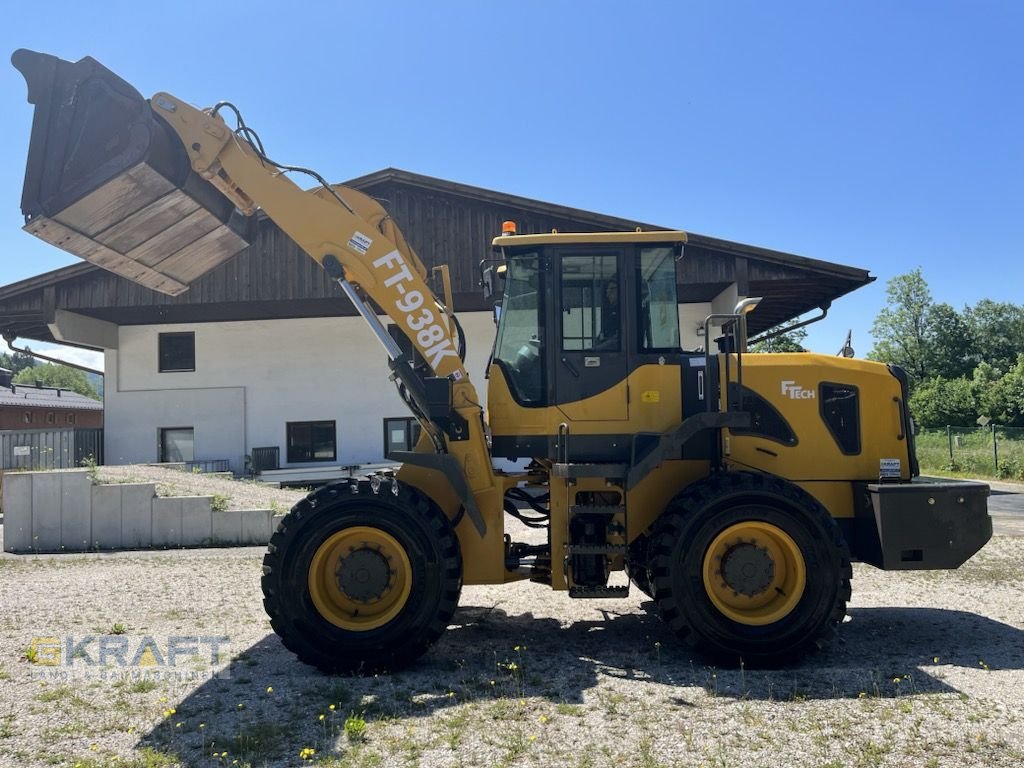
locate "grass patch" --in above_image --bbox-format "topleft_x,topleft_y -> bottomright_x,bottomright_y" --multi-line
128,678 -> 160,694
917,428 -> 1024,481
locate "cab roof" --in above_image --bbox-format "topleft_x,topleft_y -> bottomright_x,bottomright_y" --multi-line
492,230 -> 688,249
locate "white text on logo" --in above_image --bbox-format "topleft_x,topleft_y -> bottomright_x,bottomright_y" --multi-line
781,380 -> 816,399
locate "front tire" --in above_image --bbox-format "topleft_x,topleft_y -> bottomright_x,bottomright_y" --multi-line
650,472 -> 851,666
262,476 -> 461,673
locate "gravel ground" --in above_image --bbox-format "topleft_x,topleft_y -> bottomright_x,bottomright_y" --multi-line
94,465 -> 306,512
0,471 -> 1022,767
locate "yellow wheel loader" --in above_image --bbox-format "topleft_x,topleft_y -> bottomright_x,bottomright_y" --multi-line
12,50 -> 992,672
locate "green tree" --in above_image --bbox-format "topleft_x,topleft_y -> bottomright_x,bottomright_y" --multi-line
976,354 -> 1024,427
923,302 -> 974,379
13,362 -> 99,400
868,269 -> 932,382
0,350 -> 37,376
908,377 -> 977,428
750,320 -> 808,353
868,270 -> 977,383
963,299 -> 1024,373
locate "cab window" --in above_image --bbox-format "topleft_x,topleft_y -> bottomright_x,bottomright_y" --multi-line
493,254 -> 545,404
560,254 -> 620,351
638,246 -> 680,351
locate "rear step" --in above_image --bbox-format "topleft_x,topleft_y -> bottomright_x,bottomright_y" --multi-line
552,463 -> 628,480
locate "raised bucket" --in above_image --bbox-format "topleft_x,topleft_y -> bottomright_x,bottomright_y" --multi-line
13,49 -> 251,295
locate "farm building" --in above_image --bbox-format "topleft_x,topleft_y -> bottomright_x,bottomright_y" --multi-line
0,169 -> 873,480
0,369 -> 103,470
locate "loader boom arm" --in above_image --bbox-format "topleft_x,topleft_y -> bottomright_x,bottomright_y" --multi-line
151,92 -> 499,534
152,92 -> 465,380
12,50 -> 503,547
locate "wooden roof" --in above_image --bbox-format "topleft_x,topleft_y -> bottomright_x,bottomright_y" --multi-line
0,168 -> 873,345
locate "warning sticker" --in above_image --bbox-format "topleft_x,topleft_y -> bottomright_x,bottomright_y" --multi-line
348,232 -> 373,255
879,458 -> 902,478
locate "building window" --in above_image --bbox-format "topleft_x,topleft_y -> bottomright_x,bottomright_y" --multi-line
383,417 -> 421,457
66,413 -> 76,425
287,421 -> 336,463
159,332 -> 195,372
159,427 -> 194,463
23,411 -> 32,424
46,412 -> 55,425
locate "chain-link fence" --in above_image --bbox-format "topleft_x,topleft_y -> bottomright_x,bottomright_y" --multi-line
916,426 -> 1024,480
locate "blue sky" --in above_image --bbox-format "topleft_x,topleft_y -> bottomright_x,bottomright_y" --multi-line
1,1 -> 1021,367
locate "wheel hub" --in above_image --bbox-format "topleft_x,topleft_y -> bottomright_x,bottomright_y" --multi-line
719,542 -> 775,597
337,547 -> 392,603
701,520 -> 808,626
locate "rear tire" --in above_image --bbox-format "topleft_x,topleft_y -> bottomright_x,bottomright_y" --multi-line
262,476 -> 461,673
650,472 -> 851,666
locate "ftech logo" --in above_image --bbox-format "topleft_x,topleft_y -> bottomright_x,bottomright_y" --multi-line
781,380 -> 816,400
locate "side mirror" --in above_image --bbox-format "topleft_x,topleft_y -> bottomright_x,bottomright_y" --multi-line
480,262 -> 506,300
481,265 -> 496,298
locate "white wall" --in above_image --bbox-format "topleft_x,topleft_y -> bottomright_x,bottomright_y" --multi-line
105,312 -> 497,473
678,302 -> 713,351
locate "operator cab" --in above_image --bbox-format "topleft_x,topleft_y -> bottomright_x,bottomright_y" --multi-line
486,230 -> 696,462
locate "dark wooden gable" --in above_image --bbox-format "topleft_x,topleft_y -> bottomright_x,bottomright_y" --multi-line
0,169 -> 873,344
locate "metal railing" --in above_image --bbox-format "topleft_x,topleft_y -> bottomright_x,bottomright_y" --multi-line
917,426 -> 1024,480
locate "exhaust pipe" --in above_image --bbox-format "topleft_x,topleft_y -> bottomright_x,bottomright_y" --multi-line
12,49 -> 252,295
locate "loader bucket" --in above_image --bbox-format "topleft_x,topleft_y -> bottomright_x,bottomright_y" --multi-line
12,49 -> 251,296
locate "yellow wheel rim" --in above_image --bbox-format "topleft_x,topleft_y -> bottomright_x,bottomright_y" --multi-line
702,521 -> 806,626
307,526 -> 413,631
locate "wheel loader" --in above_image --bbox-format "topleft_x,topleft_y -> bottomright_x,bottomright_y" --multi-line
11,50 -> 992,671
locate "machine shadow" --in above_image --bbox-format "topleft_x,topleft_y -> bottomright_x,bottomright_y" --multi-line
140,602 -> 1023,764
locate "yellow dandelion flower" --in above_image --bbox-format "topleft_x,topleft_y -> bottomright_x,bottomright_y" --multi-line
266,686 -> 274,694
319,713 -> 325,721
329,704 -> 336,711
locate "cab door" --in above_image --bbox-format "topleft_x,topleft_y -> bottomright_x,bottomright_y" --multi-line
554,248 -> 630,422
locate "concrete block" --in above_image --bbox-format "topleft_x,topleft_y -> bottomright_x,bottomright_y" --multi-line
60,471 -> 92,551
152,497 -> 182,547
211,510 -> 242,545
2,472 -> 33,552
180,497 -> 213,547
240,509 -> 273,545
121,484 -> 156,548
91,485 -> 123,550
31,472 -> 62,551
271,513 -> 286,535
